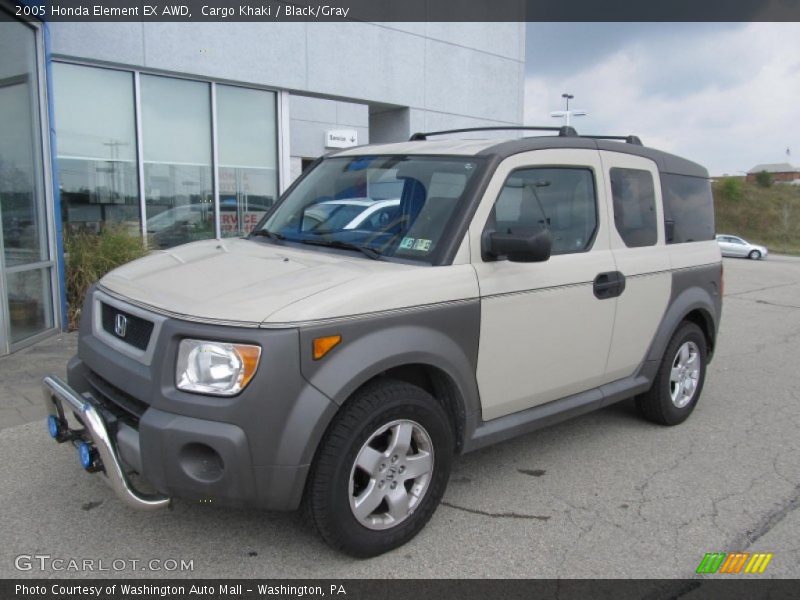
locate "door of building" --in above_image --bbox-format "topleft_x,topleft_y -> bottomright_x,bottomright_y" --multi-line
0,13 -> 58,354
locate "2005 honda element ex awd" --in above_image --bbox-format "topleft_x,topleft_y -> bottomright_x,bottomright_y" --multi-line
43,126 -> 722,557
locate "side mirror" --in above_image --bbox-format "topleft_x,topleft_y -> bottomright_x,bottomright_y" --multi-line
484,228 -> 552,263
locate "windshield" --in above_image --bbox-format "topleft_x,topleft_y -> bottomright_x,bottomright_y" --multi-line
254,155 -> 481,262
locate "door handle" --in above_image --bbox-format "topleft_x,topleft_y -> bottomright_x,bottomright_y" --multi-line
593,271 -> 626,299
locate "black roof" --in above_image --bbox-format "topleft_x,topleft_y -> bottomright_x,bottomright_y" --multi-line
406,126 -> 707,179
475,136 -> 708,179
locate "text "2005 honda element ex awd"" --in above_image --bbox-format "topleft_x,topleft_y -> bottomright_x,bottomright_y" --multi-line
43,126 -> 722,557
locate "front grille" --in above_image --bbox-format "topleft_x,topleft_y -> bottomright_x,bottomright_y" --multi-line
101,303 -> 154,351
84,369 -> 148,424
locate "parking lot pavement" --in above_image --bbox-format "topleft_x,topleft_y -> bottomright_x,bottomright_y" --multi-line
1,256 -> 799,579
0,333 -> 77,430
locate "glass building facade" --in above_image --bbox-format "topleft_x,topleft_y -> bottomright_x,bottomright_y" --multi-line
0,12 -> 281,355
0,13 -> 58,353
51,63 -> 279,248
0,14 -> 521,356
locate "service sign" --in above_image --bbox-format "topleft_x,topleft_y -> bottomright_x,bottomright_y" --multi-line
325,129 -> 358,148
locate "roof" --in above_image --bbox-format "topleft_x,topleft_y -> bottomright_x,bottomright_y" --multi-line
333,139 -> 500,156
330,135 -> 708,178
748,162 -> 798,174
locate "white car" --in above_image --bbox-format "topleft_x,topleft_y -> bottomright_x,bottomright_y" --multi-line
716,234 -> 768,260
302,198 -> 400,232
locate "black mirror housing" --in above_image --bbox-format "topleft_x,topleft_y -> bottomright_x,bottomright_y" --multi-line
485,228 -> 552,263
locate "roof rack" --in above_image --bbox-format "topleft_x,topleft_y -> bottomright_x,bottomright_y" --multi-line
409,125 -> 578,141
581,134 -> 643,146
408,126 -> 643,146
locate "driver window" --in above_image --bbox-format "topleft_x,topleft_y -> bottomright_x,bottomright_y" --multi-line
491,167 -> 598,255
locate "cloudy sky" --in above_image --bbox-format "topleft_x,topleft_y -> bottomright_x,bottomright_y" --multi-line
524,23 -> 800,175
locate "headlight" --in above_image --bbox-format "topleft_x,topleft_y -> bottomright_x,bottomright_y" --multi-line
176,339 -> 261,396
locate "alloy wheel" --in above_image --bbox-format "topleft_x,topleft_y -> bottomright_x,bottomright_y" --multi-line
348,419 -> 434,530
669,341 -> 701,408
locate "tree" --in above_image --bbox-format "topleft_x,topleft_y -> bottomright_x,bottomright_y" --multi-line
720,177 -> 743,200
755,170 -> 773,188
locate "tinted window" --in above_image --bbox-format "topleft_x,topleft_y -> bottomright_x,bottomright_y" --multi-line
492,167 -> 597,255
661,173 -> 714,243
259,156 -> 480,262
610,168 -> 657,248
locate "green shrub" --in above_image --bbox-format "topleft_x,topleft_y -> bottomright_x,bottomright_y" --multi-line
719,177 -> 743,201
64,225 -> 149,330
755,170 -> 773,188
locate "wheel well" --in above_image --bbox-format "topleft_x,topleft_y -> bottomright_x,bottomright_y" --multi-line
683,309 -> 715,355
361,364 -> 466,453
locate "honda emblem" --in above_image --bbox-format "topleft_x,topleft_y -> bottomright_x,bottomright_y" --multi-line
114,313 -> 128,337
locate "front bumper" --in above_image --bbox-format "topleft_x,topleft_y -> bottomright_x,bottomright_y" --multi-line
48,287 -> 339,511
42,375 -> 171,511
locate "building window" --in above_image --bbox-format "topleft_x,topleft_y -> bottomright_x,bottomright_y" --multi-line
609,167 -> 658,248
52,63 -> 139,233
50,63 -> 282,250
141,75 -> 214,249
492,167 -> 598,255
216,85 -> 278,237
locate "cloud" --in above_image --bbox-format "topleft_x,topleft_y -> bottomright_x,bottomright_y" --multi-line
525,23 -> 800,174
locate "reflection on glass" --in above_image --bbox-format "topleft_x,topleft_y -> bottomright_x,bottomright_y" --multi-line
217,85 -> 278,237
52,63 -> 139,235
141,75 -> 213,249
6,268 -> 53,344
0,22 -> 46,268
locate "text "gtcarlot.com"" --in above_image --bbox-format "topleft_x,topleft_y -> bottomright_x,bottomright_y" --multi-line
15,554 -> 194,572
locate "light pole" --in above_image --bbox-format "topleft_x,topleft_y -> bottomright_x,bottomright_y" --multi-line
550,93 -> 587,127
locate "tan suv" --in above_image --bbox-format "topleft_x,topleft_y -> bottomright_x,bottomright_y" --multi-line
43,126 -> 722,557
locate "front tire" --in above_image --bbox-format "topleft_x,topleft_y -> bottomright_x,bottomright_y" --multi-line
637,321 -> 707,426
749,250 -> 762,260
306,379 -> 453,558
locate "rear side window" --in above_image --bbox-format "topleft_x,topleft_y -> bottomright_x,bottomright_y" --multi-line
610,167 -> 658,248
492,167 -> 598,255
661,173 -> 715,243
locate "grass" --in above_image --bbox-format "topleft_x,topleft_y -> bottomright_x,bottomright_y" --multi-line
713,178 -> 800,255
64,225 -> 149,330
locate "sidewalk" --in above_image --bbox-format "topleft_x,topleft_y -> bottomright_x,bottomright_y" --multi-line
0,332 -> 77,431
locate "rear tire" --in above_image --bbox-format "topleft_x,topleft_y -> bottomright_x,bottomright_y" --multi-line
637,321 -> 707,426
306,379 -> 453,558
749,250 -> 761,260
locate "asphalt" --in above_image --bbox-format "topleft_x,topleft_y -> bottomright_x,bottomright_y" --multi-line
0,255 -> 798,579
0,332 -> 76,430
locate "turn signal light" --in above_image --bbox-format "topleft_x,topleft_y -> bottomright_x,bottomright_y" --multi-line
235,344 -> 262,390
313,335 -> 342,360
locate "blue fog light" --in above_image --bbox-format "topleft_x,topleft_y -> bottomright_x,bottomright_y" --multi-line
47,415 -> 61,439
78,441 -> 94,470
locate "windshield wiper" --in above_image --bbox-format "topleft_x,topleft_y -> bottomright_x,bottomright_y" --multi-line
251,230 -> 384,261
251,229 -> 286,241
295,238 -> 385,261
